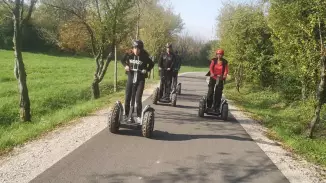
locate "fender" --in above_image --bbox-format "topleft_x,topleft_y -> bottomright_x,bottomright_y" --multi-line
140,105 -> 155,125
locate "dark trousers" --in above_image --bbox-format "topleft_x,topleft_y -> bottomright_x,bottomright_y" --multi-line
171,71 -> 178,93
207,77 -> 224,109
159,70 -> 172,98
125,73 -> 145,117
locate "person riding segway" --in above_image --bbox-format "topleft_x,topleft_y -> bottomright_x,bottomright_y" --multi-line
198,49 -> 229,120
152,43 -> 178,106
108,40 -> 156,138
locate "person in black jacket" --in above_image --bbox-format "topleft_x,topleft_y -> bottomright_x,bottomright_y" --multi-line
158,43 -> 176,99
121,40 -> 155,122
171,50 -> 181,93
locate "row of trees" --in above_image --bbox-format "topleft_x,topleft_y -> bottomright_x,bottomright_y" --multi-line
216,0 -> 326,137
0,0 -> 185,122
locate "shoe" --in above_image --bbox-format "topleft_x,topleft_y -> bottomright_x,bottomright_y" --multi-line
136,117 -> 141,123
122,115 -> 128,121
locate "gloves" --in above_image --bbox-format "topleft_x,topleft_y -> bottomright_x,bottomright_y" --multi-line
124,65 -> 129,71
141,69 -> 147,74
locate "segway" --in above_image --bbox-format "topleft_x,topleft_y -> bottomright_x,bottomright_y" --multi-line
152,69 -> 177,107
108,66 -> 155,138
198,75 -> 229,121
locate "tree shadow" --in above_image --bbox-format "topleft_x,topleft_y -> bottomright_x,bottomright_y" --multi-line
176,104 -> 199,110
86,151 -> 289,183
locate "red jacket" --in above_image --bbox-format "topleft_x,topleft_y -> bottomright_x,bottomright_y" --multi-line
209,58 -> 229,80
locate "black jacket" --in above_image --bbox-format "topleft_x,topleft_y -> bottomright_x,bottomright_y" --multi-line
159,52 -> 176,70
121,50 -> 155,79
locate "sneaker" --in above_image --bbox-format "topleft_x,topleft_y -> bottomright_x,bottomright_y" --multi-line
122,115 -> 128,122
136,117 -> 141,123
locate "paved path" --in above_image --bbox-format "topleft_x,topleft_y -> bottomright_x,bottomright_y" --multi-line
31,72 -> 289,183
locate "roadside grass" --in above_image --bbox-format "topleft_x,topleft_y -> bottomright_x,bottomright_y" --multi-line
224,80 -> 326,167
0,49 -> 206,155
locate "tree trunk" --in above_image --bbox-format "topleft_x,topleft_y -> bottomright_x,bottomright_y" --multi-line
92,78 -> 100,99
307,55 -> 326,138
136,15 -> 140,39
301,76 -> 307,101
13,8 -> 31,122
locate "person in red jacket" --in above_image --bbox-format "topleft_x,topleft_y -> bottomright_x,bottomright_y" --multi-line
206,49 -> 229,112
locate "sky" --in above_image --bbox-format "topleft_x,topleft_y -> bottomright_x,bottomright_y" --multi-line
165,0 -> 252,42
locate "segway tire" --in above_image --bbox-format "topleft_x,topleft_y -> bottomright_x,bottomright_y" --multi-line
177,83 -> 181,95
198,96 -> 206,117
108,103 -> 120,133
171,93 -> 177,107
221,103 -> 228,121
142,110 -> 155,138
152,87 -> 159,104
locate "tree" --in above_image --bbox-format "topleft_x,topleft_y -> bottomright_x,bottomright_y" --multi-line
137,0 -> 183,59
0,0 -> 37,122
268,0 -> 321,100
43,0 -> 134,98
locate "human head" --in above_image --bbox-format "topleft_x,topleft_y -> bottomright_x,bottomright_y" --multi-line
216,49 -> 224,59
132,40 -> 144,55
166,43 -> 172,53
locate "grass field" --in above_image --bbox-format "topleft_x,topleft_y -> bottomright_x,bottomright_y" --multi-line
224,80 -> 326,168
0,49 -> 206,155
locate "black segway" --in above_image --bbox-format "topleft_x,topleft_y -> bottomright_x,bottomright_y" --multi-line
108,66 -> 155,138
152,69 -> 177,106
198,75 -> 229,121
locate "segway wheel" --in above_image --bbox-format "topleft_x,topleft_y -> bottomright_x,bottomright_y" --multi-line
108,103 -> 120,133
221,103 -> 229,121
142,110 -> 155,138
152,87 -> 159,104
177,83 -> 181,95
171,93 -> 177,107
198,96 -> 206,117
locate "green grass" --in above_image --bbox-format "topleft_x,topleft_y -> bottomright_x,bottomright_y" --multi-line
224,80 -> 326,167
0,49 -> 206,155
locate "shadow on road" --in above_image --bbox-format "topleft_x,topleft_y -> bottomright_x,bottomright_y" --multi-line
86,152 -> 289,183
116,130 -> 253,142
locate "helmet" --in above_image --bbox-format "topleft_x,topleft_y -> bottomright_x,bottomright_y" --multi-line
132,40 -> 144,50
166,43 -> 172,48
216,49 -> 224,55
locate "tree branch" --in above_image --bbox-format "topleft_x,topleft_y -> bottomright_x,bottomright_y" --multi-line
45,2 -> 97,56
22,0 -> 37,25
95,0 -> 102,23
98,50 -> 113,82
1,0 -> 14,12
94,50 -> 101,78
20,0 -> 23,21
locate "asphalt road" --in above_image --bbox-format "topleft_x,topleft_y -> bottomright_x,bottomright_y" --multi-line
31,72 -> 289,183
